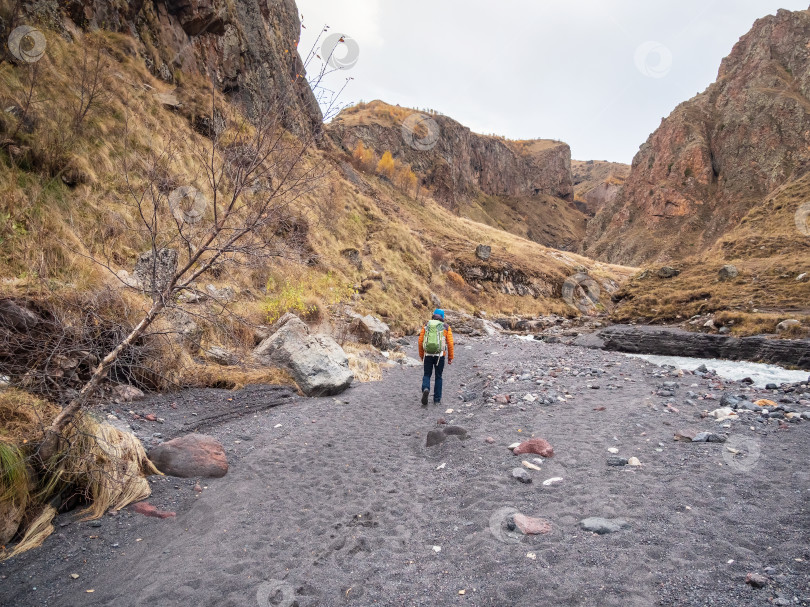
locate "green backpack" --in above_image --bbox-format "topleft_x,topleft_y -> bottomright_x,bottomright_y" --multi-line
423,319 -> 446,355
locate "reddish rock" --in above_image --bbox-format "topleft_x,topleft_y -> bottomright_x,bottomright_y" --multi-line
674,429 -> 697,442
513,514 -> 552,535
132,502 -> 176,519
144,413 -> 157,422
745,572 -> 767,588
513,438 -> 554,458
148,433 -> 228,478
485,437 -> 495,444
493,394 -> 511,404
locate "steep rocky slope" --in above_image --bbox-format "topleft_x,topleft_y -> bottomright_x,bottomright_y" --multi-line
0,3 -> 634,351
327,101 -> 587,250
610,171 -> 810,335
586,7 -> 810,265
17,0 -> 322,134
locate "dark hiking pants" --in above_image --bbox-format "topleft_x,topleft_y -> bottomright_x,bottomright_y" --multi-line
422,355 -> 445,402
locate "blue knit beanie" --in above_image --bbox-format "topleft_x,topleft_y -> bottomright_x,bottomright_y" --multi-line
433,309 -> 445,320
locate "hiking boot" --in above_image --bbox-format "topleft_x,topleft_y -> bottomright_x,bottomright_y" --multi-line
421,389 -> 429,407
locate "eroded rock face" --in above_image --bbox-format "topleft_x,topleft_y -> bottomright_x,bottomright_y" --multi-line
328,102 -> 574,204
586,7 -> 810,265
24,0 -> 322,135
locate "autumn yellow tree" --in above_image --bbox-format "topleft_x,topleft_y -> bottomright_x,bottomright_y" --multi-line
352,141 -> 377,172
376,150 -> 396,180
395,163 -> 418,194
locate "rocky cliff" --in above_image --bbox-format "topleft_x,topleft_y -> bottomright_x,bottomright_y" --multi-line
327,101 -> 584,250
328,101 -> 574,204
571,160 -> 629,216
586,7 -> 810,265
12,0 -> 322,134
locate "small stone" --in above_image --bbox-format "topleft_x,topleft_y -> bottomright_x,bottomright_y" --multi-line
745,572 -> 767,588
432,545 -> 441,553
512,468 -> 532,484
674,429 -> 696,442
512,514 -> 552,535
193,483 -> 202,493
627,457 -> 641,466
426,430 -> 446,448
485,437 -> 495,444
710,407 -> 734,419
131,502 -> 176,519
513,438 -> 554,458
692,432 -> 726,443
607,447 -> 619,454
542,476 -> 563,486
507,442 -> 522,450
522,460 -> 542,471
70,574 -> 79,579
579,517 -> 629,534
144,413 -> 157,422
526,552 -> 537,560
607,456 -> 628,467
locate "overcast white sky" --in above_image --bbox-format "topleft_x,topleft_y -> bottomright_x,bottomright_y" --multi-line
296,0 -> 809,163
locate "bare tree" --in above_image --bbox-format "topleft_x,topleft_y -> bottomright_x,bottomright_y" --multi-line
37,27 -> 352,463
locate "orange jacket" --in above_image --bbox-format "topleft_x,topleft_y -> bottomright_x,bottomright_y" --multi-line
418,322 -> 454,361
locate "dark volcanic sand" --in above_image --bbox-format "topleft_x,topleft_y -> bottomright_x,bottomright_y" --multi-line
1,335 -> 809,606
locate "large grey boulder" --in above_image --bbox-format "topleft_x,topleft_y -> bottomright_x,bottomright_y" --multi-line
718,264 -> 739,280
475,244 -> 492,261
254,316 -> 353,396
349,313 -> 391,348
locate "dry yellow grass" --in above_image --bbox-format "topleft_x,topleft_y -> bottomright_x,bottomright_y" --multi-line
612,173 -> 810,335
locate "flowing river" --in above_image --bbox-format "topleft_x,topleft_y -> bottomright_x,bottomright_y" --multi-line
625,353 -> 809,387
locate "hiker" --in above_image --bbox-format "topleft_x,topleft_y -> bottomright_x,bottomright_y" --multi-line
418,309 -> 454,406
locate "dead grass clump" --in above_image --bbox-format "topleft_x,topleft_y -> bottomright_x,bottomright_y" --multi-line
0,389 -> 60,444
343,342 -> 385,382
446,271 -> 466,288
184,363 -> 298,391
